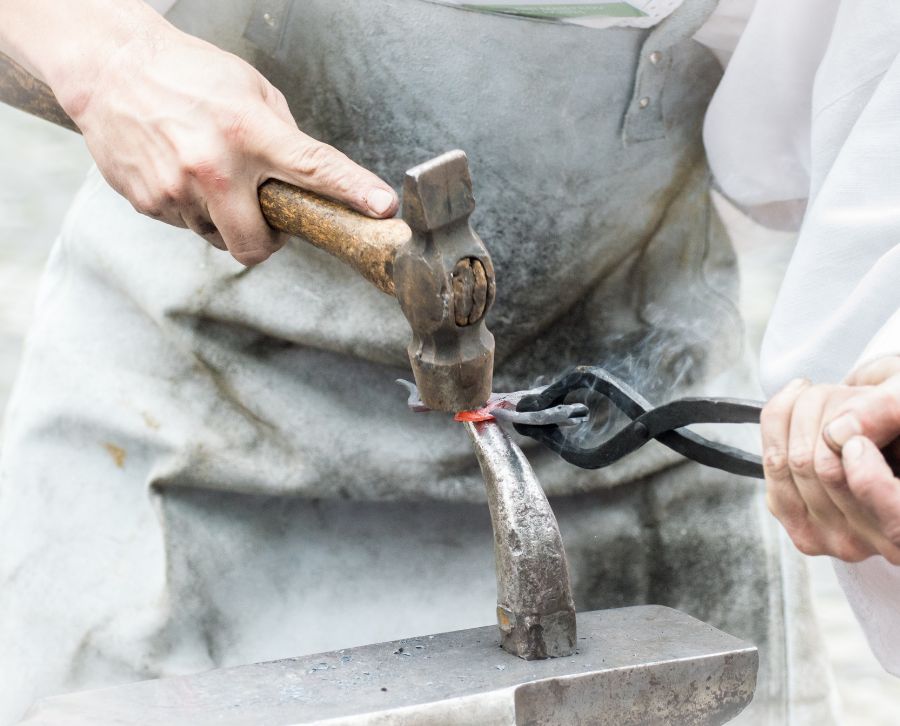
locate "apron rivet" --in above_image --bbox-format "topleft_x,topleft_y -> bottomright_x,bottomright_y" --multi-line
649,51 -> 662,65
639,97 -> 651,109
263,12 -> 277,28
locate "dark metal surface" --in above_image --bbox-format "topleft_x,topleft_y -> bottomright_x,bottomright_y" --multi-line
20,606 -> 758,726
465,420 -> 577,660
515,366 -> 765,479
491,402 -> 588,427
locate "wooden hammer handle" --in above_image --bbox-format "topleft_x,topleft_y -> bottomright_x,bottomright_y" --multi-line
259,181 -> 407,295
0,50 -> 409,295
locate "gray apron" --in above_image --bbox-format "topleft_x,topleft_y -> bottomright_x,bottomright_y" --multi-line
0,1 -> 833,724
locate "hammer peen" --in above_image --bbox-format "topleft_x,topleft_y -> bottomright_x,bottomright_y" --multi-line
0,51 -> 496,413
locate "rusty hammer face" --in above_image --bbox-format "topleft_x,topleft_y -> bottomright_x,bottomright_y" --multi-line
393,151 -> 496,412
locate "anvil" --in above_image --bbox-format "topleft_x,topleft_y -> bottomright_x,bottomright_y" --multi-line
20,606 -> 756,725
20,423 -> 757,725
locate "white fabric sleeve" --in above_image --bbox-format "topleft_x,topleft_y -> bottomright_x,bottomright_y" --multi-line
693,0 -> 755,66
703,0 -> 839,210
854,309 -> 900,369
757,4 -> 900,396
833,557 -> 900,677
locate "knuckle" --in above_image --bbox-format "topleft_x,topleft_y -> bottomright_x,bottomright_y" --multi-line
814,451 -> 846,488
222,109 -> 256,146
131,194 -> 162,219
792,531 -> 825,557
288,141 -> 340,179
181,156 -> 230,193
158,182 -> 189,207
787,445 -> 815,476
763,447 -> 790,478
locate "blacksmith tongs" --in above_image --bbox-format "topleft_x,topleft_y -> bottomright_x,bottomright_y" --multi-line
510,366 -> 764,479
400,366 -> 764,479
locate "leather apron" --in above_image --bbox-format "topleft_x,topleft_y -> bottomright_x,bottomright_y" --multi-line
0,1 -> 834,723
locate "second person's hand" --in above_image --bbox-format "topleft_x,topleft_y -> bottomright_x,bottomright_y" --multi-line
761,356 -> 900,564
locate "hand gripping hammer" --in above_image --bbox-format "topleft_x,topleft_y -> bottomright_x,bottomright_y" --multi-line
0,52 -> 495,412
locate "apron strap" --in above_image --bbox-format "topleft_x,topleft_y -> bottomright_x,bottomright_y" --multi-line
623,0 -> 719,144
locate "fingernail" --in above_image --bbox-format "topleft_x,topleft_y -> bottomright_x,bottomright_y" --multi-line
842,436 -> 865,461
826,414 -> 862,448
366,188 -> 396,216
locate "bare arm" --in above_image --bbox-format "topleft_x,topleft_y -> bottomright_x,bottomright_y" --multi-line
0,0 -> 399,265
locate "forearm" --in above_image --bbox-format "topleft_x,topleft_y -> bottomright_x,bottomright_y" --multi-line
0,0 -> 173,114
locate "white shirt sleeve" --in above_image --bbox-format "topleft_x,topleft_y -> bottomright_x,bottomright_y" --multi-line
693,0 -> 755,66
757,1 -> 900,395
855,309 -> 900,370
833,559 -> 900,677
703,0 -> 840,212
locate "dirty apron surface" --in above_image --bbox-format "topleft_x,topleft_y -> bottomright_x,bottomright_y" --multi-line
0,1 -> 832,724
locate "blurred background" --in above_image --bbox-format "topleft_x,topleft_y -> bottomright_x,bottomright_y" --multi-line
1,102 -> 899,723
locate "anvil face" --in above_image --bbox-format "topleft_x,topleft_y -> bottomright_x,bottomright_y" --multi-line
21,606 -> 757,726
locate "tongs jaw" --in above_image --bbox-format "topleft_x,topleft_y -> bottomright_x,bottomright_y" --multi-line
514,367 -> 764,479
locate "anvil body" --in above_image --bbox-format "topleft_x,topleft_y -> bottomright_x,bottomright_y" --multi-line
20,606 -> 757,726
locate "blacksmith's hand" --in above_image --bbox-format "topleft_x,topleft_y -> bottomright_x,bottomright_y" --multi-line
0,0 -> 398,266
761,356 -> 900,564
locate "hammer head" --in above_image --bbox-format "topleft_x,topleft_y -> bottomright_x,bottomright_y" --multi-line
394,151 -> 496,412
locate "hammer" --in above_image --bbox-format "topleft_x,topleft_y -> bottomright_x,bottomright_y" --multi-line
0,51 -> 495,413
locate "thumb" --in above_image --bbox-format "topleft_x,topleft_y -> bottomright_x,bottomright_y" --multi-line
260,122 -> 398,219
845,356 -> 900,386
843,435 -> 900,546
824,375 -> 900,452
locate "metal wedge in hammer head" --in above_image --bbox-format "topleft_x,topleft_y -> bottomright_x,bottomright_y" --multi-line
394,151 -> 496,412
